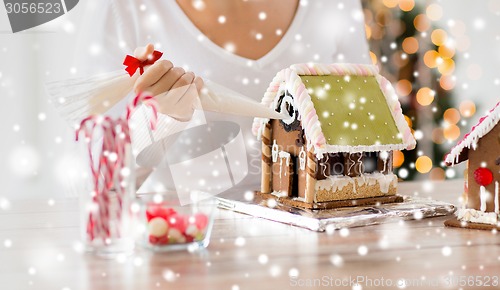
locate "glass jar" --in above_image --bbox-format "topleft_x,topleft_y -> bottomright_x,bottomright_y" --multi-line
133,191 -> 216,252
77,143 -> 135,257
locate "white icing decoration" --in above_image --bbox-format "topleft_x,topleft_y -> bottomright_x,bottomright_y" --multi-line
480,185 -> 488,212
496,181 -> 499,214
279,151 -> 291,163
256,121 -> 265,141
456,208 -> 499,226
445,102 -> 500,165
272,140 -> 279,163
379,151 -> 389,173
278,151 -> 290,177
315,173 -> 397,194
280,94 -> 296,125
356,154 -> 363,174
271,191 -> 288,198
299,147 -> 306,170
321,154 -> 329,176
347,154 -> 356,175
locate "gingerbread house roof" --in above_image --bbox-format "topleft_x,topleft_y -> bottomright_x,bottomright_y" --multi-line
445,101 -> 500,166
252,63 -> 416,159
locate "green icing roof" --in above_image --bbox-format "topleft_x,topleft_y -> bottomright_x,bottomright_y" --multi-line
300,75 -> 403,148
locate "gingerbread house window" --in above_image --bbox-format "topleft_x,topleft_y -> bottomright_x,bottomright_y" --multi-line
363,152 -> 379,174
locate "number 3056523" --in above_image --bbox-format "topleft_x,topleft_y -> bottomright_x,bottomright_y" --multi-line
5,2 -> 62,14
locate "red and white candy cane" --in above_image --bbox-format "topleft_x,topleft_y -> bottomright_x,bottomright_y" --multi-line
76,92 -> 158,242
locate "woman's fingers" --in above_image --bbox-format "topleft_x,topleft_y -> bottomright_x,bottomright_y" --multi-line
134,60 -> 173,94
157,72 -> 194,106
155,72 -> 200,121
144,67 -> 185,96
170,88 -> 198,121
133,43 -> 155,61
193,76 -> 204,92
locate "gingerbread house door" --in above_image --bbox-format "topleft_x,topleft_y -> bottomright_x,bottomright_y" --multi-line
272,153 -> 293,196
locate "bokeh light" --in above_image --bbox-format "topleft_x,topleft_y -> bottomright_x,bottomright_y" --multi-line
415,156 -> 433,173
383,0 -> 399,8
459,100 -> 476,117
395,79 -> 412,96
399,0 -> 415,12
437,58 -> 455,75
404,115 -> 413,128
364,0 -> 463,180
429,167 -> 446,180
426,4 -> 443,21
443,108 -> 460,124
431,29 -> 447,46
393,151 -> 405,168
365,24 -> 372,39
423,50 -> 440,68
416,87 -> 435,106
438,45 -> 455,59
439,76 -> 456,90
402,37 -> 419,54
443,124 -> 461,141
369,51 -> 377,64
414,14 -> 430,32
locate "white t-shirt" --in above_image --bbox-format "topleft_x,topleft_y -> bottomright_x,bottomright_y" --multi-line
76,0 -> 370,194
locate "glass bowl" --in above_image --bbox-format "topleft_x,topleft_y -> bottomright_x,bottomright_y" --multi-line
133,191 -> 216,252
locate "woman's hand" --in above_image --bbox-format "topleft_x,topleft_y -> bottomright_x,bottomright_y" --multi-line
133,44 -> 204,121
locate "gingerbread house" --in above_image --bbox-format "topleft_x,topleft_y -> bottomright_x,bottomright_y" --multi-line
252,63 -> 416,209
445,101 -> 500,230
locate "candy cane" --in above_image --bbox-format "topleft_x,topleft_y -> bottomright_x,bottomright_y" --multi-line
76,92 -> 158,242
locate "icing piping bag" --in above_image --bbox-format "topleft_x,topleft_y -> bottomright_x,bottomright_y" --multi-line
198,79 -> 286,119
46,71 -> 286,125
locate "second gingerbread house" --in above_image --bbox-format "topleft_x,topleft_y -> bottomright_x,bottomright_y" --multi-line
445,101 -> 500,230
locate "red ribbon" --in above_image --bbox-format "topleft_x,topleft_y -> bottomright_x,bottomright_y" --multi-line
123,50 -> 163,76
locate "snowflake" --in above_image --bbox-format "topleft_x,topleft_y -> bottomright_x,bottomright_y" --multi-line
3,239 -> 12,248
398,168 -> 409,179
357,245 -> 368,256
258,254 -> 269,264
28,267 -> 36,275
473,18 -> 485,30
234,236 -> 246,247
339,228 -> 350,237
288,268 -> 299,278
441,246 -> 452,256
224,42 -> 236,53
244,191 -> 254,201
330,254 -> 344,267
269,265 -> 281,277
192,0 -> 205,10
162,269 -> 177,282
413,211 -> 424,220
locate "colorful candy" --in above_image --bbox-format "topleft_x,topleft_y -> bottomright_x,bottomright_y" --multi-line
145,204 -> 209,246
